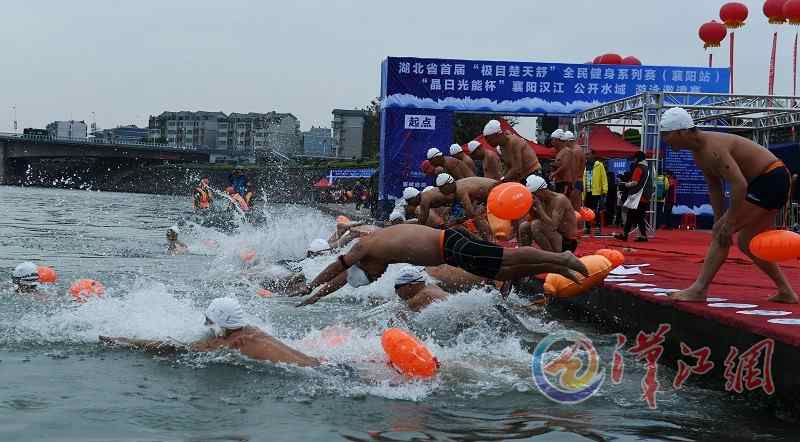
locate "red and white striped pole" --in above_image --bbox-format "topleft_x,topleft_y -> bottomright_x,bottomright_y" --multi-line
769,32 -> 778,95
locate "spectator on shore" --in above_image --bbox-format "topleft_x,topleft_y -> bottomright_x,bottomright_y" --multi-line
655,171 -> 669,228
663,171 -> 678,229
583,153 -> 608,235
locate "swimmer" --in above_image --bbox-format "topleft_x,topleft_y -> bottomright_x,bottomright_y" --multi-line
566,131 -> 586,210
388,210 -> 407,225
100,297 -> 319,367
549,129 -> 575,196
293,224 -> 588,306
427,147 -> 476,180
226,186 -> 250,211
12,262 -> 41,294
519,175 -> 578,253
449,143 -> 478,176
166,226 -> 188,255
424,264 -> 492,292
394,268 -> 449,312
436,174 -> 497,240
328,220 -> 378,249
403,185 -> 454,228
466,140 -> 503,181
193,176 -> 213,210
660,108 -> 798,303
483,120 -> 542,183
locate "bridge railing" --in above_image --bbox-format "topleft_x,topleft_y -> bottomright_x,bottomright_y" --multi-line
0,132 -> 210,153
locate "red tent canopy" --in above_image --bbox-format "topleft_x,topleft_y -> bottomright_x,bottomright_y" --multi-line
588,125 -> 640,158
468,117 -> 556,160
313,177 -> 331,188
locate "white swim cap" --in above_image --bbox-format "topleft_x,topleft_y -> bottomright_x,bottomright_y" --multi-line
205,297 -> 245,331
551,129 -> 565,140
449,143 -> 464,155
483,119 -> 502,136
389,210 -> 405,222
422,185 -> 436,193
402,187 -> 420,201
661,107 -> 695,132
426,148 -> 443,160
394,267 -> 426,287
346,265 -> 371,288
563,131 -> 576,141
307,238 -> 329,253
467,140 -> 481,153
12,262 -> 39,286
526,174 -> 547,193
435,173 -> 455,187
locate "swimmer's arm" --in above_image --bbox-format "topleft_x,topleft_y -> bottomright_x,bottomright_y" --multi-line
502,145 -> 522,182
297,271 -> 347,307
551,154 -> 570,180
459,191 -> 476,218
303,242 -> 367,293
484,156 -> 502,181
417,199 -> 431,226
703,167 -> 727,221
714,152 -> 748,231
533,200 -> 556,228
99,336 -> 190,355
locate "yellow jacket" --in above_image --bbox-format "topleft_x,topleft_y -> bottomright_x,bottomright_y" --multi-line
584,160 -> 608,196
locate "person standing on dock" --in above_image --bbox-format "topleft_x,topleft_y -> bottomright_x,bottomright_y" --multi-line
427,147 -> 475,180
466,140 -> 503,181
660,107 -> 798,304
549,129 -> 574,197
483,120 -> 542,184
449,143 -> 478,176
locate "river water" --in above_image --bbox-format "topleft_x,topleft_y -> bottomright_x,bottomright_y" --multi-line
0,185 -> 796,441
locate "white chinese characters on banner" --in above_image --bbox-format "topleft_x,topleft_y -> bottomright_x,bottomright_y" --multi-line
404,115 -> 436,130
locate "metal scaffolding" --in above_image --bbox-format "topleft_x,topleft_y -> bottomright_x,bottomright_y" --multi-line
574,92 -> 800,235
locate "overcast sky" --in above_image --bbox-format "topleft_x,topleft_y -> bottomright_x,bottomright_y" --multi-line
2,0 -> 797,137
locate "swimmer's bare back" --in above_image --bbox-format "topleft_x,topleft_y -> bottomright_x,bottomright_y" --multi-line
100,326 -> 319,367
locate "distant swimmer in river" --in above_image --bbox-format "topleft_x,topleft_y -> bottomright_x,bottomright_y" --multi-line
12,262 -> 42,295
394,268 -> 449,312
166,226 -> 188,255
100,297 -> 320,367
293,224 -> 588,306
226,186 -> 250,212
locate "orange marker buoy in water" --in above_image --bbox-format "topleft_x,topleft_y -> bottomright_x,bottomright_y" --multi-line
579,207 -> 596,222
487,183 -> 533,220
37,266 -> 58,284
239,249 -> 257,263
381,328 -> 438,379
69,279 -> 105,303
256,288 -> 273,298
595,248 -> 625,268
750,229 -> 800,262
543,255 -> 613,299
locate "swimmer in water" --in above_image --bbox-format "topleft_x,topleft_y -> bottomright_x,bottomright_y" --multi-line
166,226 -> 188,255
12,262 -> 42,294
293,224 -> 588,306
660,108 -> 798,303
100,297 -> 319,367
394,268 -> 449,312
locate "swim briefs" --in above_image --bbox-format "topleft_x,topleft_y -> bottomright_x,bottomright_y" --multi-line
746,161 -> 790,210
554,182 -> 573,195
441,228 -> 504,279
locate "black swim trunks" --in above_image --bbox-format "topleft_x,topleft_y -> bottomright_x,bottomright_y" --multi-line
441,228 -> 504,279
561,236 -> 578,253
746,161 -> 791,210
554,182 -> 573,195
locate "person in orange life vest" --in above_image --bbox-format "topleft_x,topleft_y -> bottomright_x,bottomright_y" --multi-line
226,186 -> 249,211
193,176 -> 213,210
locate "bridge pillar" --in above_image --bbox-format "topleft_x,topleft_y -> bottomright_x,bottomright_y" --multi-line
0,142 -> 6,185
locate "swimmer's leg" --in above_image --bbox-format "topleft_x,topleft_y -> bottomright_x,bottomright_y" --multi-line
518,221 -> 533,247
529,220 -> 554,251
502,247 -> 588,278
736,205 -> 798,303
495,264 -> 581,284
670,232 -> 731,302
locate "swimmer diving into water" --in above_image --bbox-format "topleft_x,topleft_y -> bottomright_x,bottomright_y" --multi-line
166,226 -> 188,255
293,224 -> 588,306
100,297 -> 319,367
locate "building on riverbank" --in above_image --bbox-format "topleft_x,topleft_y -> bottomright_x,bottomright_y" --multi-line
46,120 -> 87,139
92,125 -> 148,144
148,111 -> 226,150
332,109 -> 367,160
301,126 -> 334,157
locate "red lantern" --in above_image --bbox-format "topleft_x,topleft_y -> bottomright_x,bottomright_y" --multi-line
784,0 -> 800,24
699,20 -> 727,49
764,0 -> 788,24
597,53 -> 623,64
720,2 -> 749,28
621,56 -> 642,65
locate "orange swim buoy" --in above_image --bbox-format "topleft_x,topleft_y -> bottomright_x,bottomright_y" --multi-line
381,328 -> 439,379
750,230 -> 800,262
579,207 -> 596,222
543,255 -> 613,299
37,266 -> 58,284
574,210 -> 583,221
595,248 -> 625,268
69,279 -> 105,303
487,183 -> 533,220
239,249 -> 257,263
